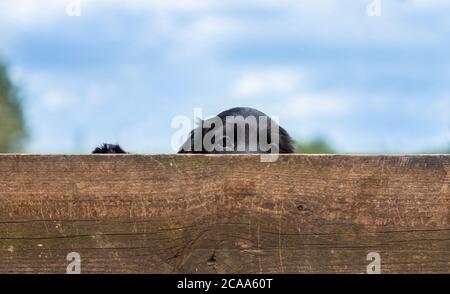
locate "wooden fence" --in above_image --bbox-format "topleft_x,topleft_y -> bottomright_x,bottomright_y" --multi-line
0,154 -> 449,273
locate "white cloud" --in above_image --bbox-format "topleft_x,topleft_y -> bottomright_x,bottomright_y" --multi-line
279,93 -> 354,120
1,0 -> 446,56
125,0 -> 212,12
167,15 -> 241,61
411,0 -> 450,8
231,69 -> 306,99
230,67 -> 353,119
0,0 -> 67,29
41,91 -> 71,111
0,0 -> 212,26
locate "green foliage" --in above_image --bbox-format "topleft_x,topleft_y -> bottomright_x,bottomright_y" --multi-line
295,138 -> 335,154
422,147 -> 450,154
0,62 -> 26,152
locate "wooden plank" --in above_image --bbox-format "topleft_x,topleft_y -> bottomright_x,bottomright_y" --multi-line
0,154 -> 448,274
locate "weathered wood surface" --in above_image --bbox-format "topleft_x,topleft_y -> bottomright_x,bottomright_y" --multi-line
0,154 -> 449,274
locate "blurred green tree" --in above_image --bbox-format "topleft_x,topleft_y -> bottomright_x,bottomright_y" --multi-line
0,62 -> 26,152
295,138 -> 335,154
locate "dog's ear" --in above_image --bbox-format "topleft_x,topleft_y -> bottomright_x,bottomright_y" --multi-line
92,144 -> 126,154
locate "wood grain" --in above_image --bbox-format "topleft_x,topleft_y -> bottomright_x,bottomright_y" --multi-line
0,154 -> 448,273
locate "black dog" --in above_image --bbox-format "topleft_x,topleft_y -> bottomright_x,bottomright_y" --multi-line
93,107 -> 294,154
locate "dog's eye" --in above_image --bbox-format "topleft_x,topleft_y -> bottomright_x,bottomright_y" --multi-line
215,136 -> 234,151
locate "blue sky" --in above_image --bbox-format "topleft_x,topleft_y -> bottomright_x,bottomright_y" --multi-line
0,0 -> 449,153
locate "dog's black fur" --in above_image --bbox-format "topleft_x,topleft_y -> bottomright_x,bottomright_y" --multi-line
92,143 -> 126,154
